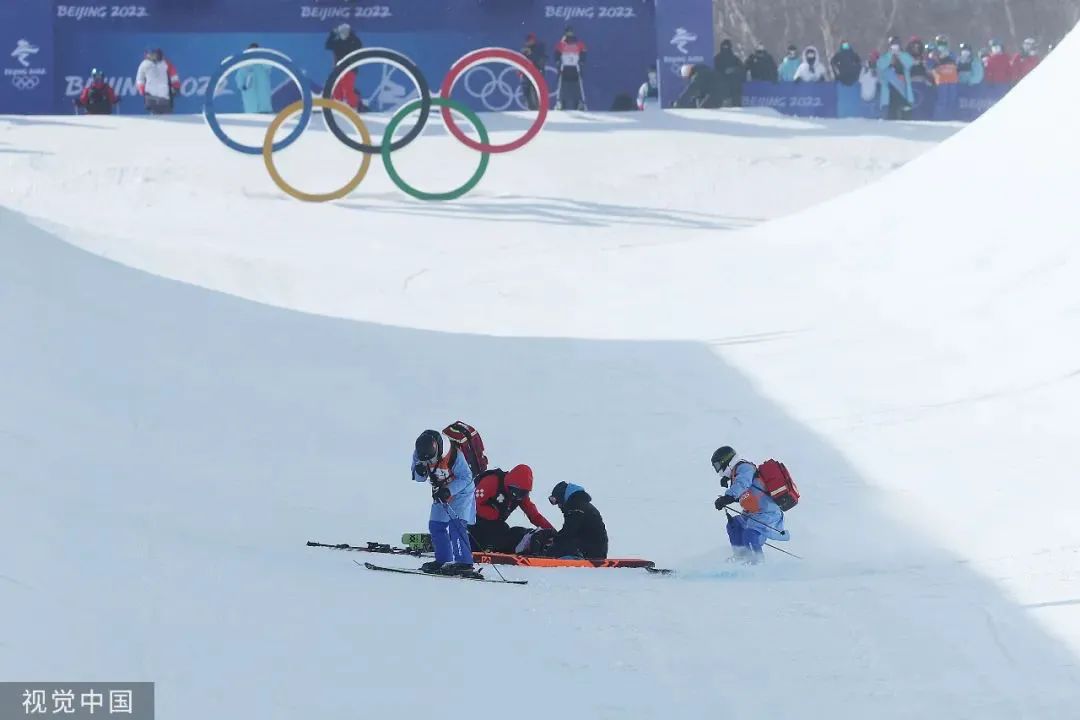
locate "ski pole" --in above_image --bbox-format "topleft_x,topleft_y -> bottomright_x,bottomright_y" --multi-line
724,508 -> 804,560
723,506 -> 788,537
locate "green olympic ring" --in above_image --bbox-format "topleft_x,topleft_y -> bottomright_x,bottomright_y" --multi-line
381,97 -> 490,202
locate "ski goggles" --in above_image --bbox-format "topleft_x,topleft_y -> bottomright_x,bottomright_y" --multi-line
548,494 -> 560,506
507,486 -> 529,501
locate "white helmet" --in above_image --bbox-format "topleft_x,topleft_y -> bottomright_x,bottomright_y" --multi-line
680,63 -> 695,79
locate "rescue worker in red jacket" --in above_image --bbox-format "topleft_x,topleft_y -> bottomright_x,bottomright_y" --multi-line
75,68 -> 120,115
470,464 -> 553,552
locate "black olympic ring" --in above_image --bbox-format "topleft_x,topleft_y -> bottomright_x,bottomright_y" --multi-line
322,47 -> 431,155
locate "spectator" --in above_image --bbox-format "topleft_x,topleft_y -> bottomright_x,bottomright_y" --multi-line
745,44 -> 778,82
929,37 -> 959,84
637,67 -> 659,110
136,49 -> 174,114
793,46 -> 827,82
75,68 -> 119,115
906,36 -> 932,84
325,23 -> 363,110
831,41 -> 861,86
929,37 -> 959,121
926,35 -> 945,69
778,45 -> 801,82
235,43 -> 272,114
520,32 -> 547,110
957,43 -> 984,85
554,25 -> 587,110
859,51 -> 880,103
674,63 -> 721,109
984,39 -> 1013,83
1012,37 -> 1042,82
877,37 -> 915,120
713,39 -> 744,106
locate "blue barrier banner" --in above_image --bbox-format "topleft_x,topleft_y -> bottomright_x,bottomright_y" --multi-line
745,79 -> 1011,121
654,0 -> 713,108
957,83 -> 1010,121
1,1 -> 1015,119
46,0 -> 659,114
743,81 -> 837,118
835,82 -> 865,118
908,77 -> 935,121
1,2 -> 55,114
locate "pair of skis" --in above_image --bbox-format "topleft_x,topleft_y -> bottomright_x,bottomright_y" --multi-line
308,541 -> 528,585
310,540 -> 676,583
357,560 -> 528,585
306,540 -> 426,557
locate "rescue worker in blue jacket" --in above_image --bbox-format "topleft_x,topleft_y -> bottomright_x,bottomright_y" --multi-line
711,446 -> 789,564
412,430 -> 477,576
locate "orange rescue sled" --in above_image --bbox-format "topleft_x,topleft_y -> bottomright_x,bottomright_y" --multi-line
473,552 -> 655,569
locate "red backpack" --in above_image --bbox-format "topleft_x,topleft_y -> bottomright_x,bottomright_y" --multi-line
443,421 -> 489,477
755,459 -> 800,511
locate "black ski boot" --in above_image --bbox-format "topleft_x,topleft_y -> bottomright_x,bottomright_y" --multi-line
441,563 -> 482,579
419,560 -> 445,574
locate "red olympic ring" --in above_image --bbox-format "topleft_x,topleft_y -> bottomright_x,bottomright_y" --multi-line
440,47 -> 549,154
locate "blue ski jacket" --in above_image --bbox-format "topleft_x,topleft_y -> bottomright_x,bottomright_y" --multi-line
725,460 -> 787,541
412,444 -> 476,524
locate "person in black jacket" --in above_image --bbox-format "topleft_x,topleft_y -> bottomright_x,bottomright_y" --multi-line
545,481 -> 609,559
745,45 -> 779,82
75,68 -> 120,115
325,23 -> 363,110
674,63 -> 722,109
713,39 -> 744,106
830,41 -> 862,86
521,32 -> 548,110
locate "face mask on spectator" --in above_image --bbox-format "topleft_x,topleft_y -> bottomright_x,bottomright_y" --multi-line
806,53 -> 816,63
890,44 -> 901,53
960,49 -> 972,60
991,45 -> 1003,54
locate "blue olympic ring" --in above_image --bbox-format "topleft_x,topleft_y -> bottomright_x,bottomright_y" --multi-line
203,49 -> 313,156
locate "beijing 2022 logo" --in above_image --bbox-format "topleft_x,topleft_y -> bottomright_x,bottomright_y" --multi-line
202,46 -> 549,203
7,39 -> 46,91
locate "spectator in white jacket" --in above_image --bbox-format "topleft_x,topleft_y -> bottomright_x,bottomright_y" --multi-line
136,48 -> 176,114
793,46 -> 828,83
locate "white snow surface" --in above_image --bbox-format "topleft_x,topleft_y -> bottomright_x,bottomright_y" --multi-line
3,26 -> 1080,720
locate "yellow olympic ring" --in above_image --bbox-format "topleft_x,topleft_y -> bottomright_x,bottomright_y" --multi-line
262,98 -> 372,203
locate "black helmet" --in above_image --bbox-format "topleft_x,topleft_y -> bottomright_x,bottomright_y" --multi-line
549,481 -> 569,506
90,67 -> 104,81
711,446 -> 736,474
414,430 -> 442,463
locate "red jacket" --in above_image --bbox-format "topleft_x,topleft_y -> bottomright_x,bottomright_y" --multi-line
166,59 -> 180,91
78,81 -> 118,113
983,53 -> 1013,84
1011,53 -> 1041,82
474,471 -> 553,529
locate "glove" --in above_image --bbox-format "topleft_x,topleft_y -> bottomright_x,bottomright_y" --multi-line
715,495 -> 737,511
720,476 -> 730,489
413,462 -> 429,478
432,485 -> 451,503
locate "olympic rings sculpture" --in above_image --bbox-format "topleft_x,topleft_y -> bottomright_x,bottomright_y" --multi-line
201,46 -> 549,202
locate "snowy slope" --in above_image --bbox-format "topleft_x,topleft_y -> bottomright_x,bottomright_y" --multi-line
3,29 -> 1080,720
